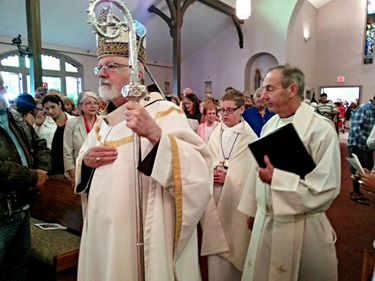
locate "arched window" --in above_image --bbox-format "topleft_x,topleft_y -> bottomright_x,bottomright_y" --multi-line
0,50 -> 83,102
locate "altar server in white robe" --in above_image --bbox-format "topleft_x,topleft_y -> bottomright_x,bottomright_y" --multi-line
239,65 -> 340,281
201,89 -> 258,281
75,7 -> 212,281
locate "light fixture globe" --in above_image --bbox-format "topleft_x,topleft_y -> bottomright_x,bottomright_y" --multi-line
236,0 -> 251,20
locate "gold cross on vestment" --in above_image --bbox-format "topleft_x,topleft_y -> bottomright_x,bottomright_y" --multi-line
276,264 -> 287,274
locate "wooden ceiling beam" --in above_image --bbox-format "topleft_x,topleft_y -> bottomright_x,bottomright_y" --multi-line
149,0 -> 245,95
197,0 -> 244,48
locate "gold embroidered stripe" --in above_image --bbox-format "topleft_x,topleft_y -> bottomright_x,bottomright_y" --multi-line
156,107 -> 184,119
104,135 -> 133,148
76,155 -> 83,175
168,135 -> 183,256
95,123 -> 101,134
95,124 -> 102,143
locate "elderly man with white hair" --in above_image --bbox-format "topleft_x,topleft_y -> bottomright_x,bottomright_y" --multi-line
74,6 -> 212,281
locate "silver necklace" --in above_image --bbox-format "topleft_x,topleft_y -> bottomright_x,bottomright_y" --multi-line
219,131 -> 239,169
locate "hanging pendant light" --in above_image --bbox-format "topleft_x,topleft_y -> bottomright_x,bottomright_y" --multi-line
236,0 -> 251,20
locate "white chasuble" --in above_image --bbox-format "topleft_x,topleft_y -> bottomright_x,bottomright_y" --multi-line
75,93 -> 212,281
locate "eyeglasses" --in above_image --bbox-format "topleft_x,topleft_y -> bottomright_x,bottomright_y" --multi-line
93,63 -> 128,75
218,105 -> 242,114
82,101 -> 99,106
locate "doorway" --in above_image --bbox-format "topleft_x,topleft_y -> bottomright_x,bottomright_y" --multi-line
319,86 -> 361,104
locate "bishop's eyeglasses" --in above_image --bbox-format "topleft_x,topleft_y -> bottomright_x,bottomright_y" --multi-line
93,62 -> 128,75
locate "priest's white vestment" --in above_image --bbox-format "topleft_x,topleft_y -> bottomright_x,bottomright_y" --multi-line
75,93 -> 212,281
239,103 -> 340,281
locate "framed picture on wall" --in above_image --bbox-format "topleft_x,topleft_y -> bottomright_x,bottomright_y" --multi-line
164,81 -> 170,95
205,81 -> 212,94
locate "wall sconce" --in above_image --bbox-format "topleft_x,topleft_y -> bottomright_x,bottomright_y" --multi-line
303,30 -> 311,42
236,0 -> 251,20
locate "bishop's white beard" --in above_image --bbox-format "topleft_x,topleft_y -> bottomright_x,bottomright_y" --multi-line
98,84 -> 122,102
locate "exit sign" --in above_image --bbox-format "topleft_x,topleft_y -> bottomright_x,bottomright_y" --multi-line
337,76 -> 345,83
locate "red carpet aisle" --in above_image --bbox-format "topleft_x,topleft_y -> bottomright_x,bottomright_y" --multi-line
326,139 -> 375,281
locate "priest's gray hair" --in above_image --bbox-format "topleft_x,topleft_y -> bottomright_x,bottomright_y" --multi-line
268,64 -> 305,98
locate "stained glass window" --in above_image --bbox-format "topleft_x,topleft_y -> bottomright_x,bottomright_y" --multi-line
364,0 -> 375,64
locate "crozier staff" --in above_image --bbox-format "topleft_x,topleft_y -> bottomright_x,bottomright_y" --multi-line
75,4 -> 212,281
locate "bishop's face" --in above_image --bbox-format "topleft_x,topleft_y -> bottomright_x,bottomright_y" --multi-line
97,56 -> 131,103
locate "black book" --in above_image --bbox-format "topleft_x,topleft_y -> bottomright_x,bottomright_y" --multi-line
248,123 -> 316,178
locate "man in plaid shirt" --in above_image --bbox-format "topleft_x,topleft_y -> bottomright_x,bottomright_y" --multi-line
347,96 -> 375,204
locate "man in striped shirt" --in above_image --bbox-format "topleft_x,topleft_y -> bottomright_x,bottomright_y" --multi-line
317,93 -> 338,120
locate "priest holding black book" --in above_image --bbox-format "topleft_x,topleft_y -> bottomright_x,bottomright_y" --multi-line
239,64 -> 340,281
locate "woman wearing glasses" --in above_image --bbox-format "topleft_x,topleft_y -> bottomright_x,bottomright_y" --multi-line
63,90 -> 99,188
